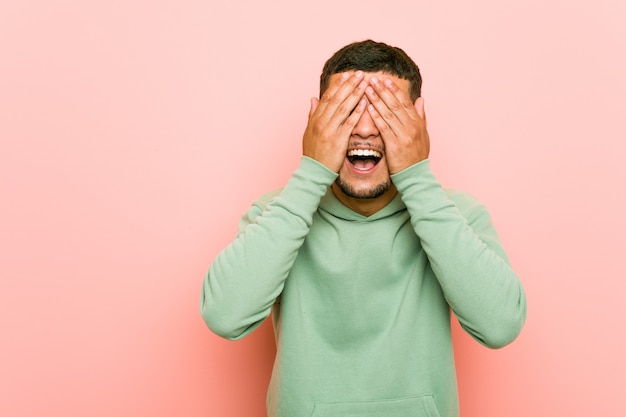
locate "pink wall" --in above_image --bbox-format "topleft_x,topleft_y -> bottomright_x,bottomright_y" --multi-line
2,1 -> 625,416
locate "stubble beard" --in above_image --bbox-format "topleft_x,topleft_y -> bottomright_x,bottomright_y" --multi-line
334,175 -> 391,199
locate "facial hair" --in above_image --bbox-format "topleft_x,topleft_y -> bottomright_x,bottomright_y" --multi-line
334,175 -> 391,199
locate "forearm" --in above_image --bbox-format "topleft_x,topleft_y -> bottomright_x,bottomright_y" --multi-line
392,160 -> 527,348
201,157 -> 337,340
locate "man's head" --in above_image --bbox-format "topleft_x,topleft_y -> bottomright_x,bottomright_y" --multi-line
319,39 -> 422,102
305,40 -> 427,217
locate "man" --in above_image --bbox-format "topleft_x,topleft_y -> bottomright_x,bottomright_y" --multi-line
201,39 -> 527,417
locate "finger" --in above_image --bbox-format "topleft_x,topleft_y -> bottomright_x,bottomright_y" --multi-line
382,77 -> 419,121
315,71 -> 351,116
368,77 -> 418,127
365,84 -> 401,138
366,98 -> 395,142
328,78 -> 368,129
317,71 -> 366,124
341,97 -> 368,133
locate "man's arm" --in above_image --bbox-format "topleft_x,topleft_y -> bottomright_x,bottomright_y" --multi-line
366,77 -> 526,348
201,72 -> 368,340
392,161 -> 527,348
200,157 -> 336,340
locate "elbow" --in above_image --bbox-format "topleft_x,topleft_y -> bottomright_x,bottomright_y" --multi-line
201,313 -> 238,340
479,302 -> 527,349
205,321 -> 247,341
200,272 -> 249,340
479,280 -> 528,349
200,292 -> 269,341
200,299 -> 248,340
480,321 -> 524,349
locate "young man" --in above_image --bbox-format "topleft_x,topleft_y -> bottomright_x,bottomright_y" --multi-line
201,40 -> 527,417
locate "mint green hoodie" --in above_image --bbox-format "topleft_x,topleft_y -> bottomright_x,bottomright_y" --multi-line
201,157 -> 526,417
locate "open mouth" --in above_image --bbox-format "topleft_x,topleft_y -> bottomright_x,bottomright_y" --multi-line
347,149 -> 382,171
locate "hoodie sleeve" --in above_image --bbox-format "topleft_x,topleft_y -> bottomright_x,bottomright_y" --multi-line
391,159 -> 527,348
200,157 -> 337,340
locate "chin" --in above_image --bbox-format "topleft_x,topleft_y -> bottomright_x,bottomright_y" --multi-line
334,177 -> 391,199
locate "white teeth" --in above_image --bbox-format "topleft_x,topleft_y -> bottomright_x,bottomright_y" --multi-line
347,149 -> 382,158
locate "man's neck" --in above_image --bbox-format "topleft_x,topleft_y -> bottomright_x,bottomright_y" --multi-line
330,183 -> 398,217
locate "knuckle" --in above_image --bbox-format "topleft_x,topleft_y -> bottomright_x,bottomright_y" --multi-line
382,109 -> 395,120
310,120 -> 325,135
389,102 -> 402,112
330,93 -> 343,105
321,92 -> 334,104
378,122 -> 390,132
336,102 -> 351,116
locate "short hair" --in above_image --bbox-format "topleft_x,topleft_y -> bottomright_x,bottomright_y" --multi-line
319,39 -> 423,101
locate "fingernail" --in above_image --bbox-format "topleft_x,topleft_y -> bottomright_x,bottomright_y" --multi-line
355,70 -> 364,79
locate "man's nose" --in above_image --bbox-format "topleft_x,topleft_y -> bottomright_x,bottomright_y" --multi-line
351,108 -> 379,139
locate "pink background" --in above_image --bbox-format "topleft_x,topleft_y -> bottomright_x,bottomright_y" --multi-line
2,1 -> 625,416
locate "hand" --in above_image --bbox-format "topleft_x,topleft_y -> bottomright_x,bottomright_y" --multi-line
302,71 -> 368,172
365,76 -> 430,174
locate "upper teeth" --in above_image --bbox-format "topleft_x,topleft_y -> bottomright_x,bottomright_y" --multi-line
347,149 -> 382,158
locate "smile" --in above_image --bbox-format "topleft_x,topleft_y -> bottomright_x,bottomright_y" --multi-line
347,149 -> 382,172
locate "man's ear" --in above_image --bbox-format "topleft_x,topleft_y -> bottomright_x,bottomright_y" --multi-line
414,96 -> 426,126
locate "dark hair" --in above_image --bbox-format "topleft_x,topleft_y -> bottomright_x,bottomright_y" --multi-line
319,39 -> 422,101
